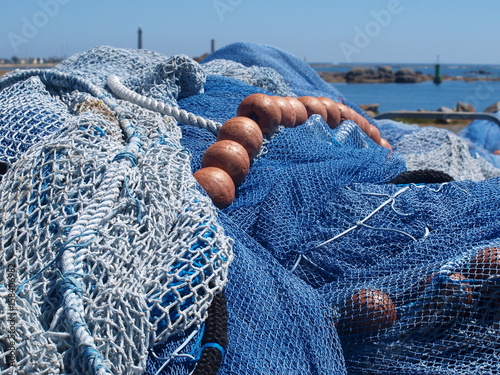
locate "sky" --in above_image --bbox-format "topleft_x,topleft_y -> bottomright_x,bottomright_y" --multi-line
1,0 -> 499,65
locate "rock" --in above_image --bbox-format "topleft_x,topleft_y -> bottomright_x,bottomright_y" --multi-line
436,106 -> 454,123
395,68 -> 423,83
485,102 -> 500,113
378,66 -> 393,74
396,68 -> 416,76
455,101 -> 475,112
345,68 -> 379,83
378,66 -> 395,80
320,66 -> 432,84
318,71 -> 346,83
359,104 -> 380,113
437,106 -> 454,113
395,75 -> 417,83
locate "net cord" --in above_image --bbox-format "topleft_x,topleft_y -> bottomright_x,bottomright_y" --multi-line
107,74 -> 222,135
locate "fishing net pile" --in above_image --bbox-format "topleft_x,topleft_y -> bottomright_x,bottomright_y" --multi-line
1,42 -> 500,375
0,49 -> 232,375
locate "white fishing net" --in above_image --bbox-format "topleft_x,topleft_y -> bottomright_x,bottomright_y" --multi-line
392,127 -> 500,181
202,59 -> 296,97
0,59 -> 233,374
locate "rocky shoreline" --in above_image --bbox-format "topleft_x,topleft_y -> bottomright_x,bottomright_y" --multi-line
318,66 -> 500,84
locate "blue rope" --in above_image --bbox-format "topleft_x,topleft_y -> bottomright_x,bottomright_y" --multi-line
112,151 -> 138,166
93,126 -> 106,137
193,343 -> 226,361
189,323 -> 226,361
60,273 -> 85,298
16,231 -> 97,295
124,176 -> 143,223
190,323 -> 206,358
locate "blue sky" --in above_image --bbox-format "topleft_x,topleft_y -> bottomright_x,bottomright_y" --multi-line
1,0 -> 499,64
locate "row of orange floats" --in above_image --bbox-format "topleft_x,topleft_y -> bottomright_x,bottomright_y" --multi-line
194,93 -> 391,208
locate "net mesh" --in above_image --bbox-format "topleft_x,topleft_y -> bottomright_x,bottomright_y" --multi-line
0,49 -> 232,375
459,114 -> 500,170
1,42 -> 500,375
387,125 -> 500,181
202,59 -> 296,97
0,75 -> 70,166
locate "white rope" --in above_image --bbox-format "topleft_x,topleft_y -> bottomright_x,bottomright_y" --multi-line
316,186 -> 411,249
152,327 -> 201,375
58,161 -> 130,375
107,75 -> 222,135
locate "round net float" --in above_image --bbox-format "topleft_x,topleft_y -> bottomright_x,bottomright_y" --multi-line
363,123 -> 374,139
379,138 -> 392,150
475,280 -> 500,322
217,116 -> 263,161
368,125 -> 382,144
298,96 -> 328,123
467,248 -> 500,321
273,96 -> 296,128
336,103 -> 358,123
284,97 -> 308,127
420,272 -> 473,321
201,139 -> 250,186
193,167 -> 236,209
339,289 -> 397,335
352,113 -> 371,134
468,247 -> 500,279
236,93 -> 281,135
317,97 -> 341,129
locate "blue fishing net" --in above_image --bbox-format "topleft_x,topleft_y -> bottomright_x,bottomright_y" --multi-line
460,114 -> 500,169
1,42 -> 500,375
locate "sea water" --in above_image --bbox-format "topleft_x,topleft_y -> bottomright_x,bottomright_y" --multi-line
333,80 -> 500,113
314,63 -> 500,113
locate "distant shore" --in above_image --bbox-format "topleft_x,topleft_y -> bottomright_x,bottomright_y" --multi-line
2,62 -> 500,84
0,63 -> 58,69
318,69 -> 500,84
0,64 -> 487,134
0,63 -> 58,77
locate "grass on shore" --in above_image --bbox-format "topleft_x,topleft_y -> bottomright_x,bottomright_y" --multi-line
388,118 -> 471,134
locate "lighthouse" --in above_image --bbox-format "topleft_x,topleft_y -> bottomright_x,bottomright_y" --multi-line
138,26 -> 143,49
433,55 -> 442,85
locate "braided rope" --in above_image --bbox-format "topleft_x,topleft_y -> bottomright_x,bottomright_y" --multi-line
192,292 -> 228,375
0,69 -> 104,99
107,75 -> 222,135
59,161 -> 132,375
389,169 -> 455,185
